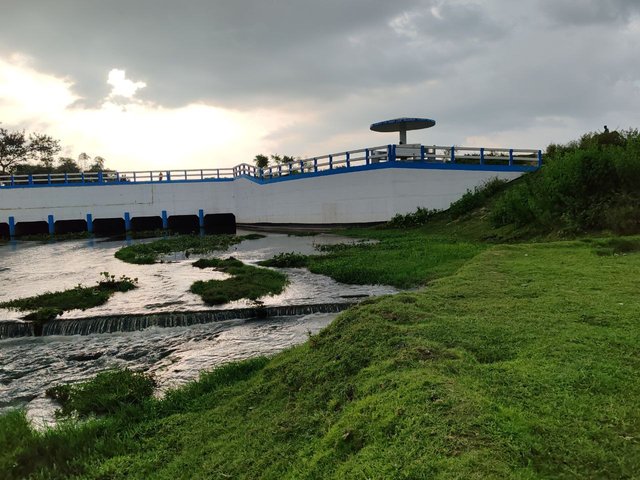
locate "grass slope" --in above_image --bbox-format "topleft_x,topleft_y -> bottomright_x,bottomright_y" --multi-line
2,238 -> 640,478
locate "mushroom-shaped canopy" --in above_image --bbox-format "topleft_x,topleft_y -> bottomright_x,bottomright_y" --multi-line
370,117 -> 436,133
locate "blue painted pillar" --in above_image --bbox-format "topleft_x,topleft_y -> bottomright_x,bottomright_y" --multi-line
365,149 -> 370,165
8,217 -> 15,237
537,150 -> 543,167
420,145 -> 425,161
86,214 -> 93,233
48,215 -> 55,235
161,210 -> 168,230
480,148 -> 485,165
198,209 -> 205,228
509,149 -> 514,166
450,146 -> 455,163
124,212 -> 131,231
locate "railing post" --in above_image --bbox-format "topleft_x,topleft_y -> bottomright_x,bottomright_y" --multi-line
98,171 -> 104,183
47,174 -> 51,185
28,174 -> 33,185
449,146 -> 455,163
116,172 -> 120,182
420,145 -> 425,161
8,216 -> 15,237
388,144 -> 397,162
300,160 -> 304,173
201,170 -> 204,180
480,148 -> 485,165
346,152 -> 350,168
48,215 -> 55,235
537,150 -> 543,167
86,214 -> 93,233
329,155 -> 333,170
314,158 -> 318,172
288,163 -> 292,175
133,172 -> 137,182
166,171 -> 171,182
509,149 -> 514,166
161,210 -> 168,230
10,175 -> 14,187
198,209 -> 205,229
124,212 -> 131,232
365,149 -> 370,165
81,172 -> 85,184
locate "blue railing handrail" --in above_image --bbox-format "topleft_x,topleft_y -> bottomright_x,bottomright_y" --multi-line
0,143 -> 542,188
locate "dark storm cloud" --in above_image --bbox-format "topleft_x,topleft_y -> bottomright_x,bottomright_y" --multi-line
0,0 -> 508,109
1,0 -> 639,153
538,0 -> 640,26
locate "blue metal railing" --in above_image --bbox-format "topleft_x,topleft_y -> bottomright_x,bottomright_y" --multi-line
0,144 -> 542,189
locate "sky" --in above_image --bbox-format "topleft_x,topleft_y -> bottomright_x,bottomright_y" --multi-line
1,0 -> 639,171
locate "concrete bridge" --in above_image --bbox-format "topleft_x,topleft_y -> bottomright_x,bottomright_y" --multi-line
0,143 -> 541,237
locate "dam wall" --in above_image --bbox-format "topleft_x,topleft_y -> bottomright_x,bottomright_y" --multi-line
0,144 -> 541,235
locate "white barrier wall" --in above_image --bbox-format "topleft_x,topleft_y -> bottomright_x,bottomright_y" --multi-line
0,167 -> 523,226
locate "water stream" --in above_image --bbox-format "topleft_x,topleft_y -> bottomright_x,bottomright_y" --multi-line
0,231 -> 396,426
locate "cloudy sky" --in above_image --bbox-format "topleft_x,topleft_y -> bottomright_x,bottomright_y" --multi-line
1,0 -> 639,171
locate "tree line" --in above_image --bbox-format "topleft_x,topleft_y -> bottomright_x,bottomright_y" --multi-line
253,154 -> 297,169
0,126 -> 108,176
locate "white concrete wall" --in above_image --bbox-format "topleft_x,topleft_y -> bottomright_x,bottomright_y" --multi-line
0,167 -> 522,225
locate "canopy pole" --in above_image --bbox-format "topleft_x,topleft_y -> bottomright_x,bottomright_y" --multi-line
399,128 -> 407,145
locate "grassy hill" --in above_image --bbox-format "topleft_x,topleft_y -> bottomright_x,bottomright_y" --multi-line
2,130 -> 640,479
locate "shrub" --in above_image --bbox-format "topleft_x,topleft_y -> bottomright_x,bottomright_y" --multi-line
491,129 -> 640,233
386,207 -> 439,228
45,368 -> 156,418
258,253 -> 309,268
447,177 -> 508,219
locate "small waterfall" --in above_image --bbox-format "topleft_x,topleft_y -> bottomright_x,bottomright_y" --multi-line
0,321 -> 34,339
0,303 -> 355,338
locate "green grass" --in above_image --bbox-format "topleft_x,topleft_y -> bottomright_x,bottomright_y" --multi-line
258,252 -> 309,268
190,257 -> 288,304
2,238 -> 640,478
114,234 -> 263,264
46,368 -> 156,419
0,273 -> 137,323
304,230 -> 485,289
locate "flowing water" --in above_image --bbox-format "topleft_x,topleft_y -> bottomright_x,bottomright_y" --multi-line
0,231 -> 396,426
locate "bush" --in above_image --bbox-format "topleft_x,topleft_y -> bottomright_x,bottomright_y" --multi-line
45,368 -> 156,418
386,207 -> 439,228
447,177 -> 508,219
258,252 -> 309,268
491,129 -> 640,233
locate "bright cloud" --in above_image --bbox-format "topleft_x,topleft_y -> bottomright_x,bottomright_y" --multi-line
106,68 -> 147,100
0,55 -> 298,171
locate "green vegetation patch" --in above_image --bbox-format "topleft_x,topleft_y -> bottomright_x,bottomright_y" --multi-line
191,257 -> 288,304
590,236 -> 640,256
309,231 -> 484,289
114,234 -> 263,264
0,272 -> 138,323
258,252 -> 309,268
3,239 -> 640,479
46,368 -> 156,419
491,129 -> 640,234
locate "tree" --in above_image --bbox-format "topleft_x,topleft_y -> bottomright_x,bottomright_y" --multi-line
28,133 -> 61,170
77,152 -> 91,171
56,157 -> 81,173
87,156 -> 106,172
0,128 -> 28,174
253,154 -> 269,169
